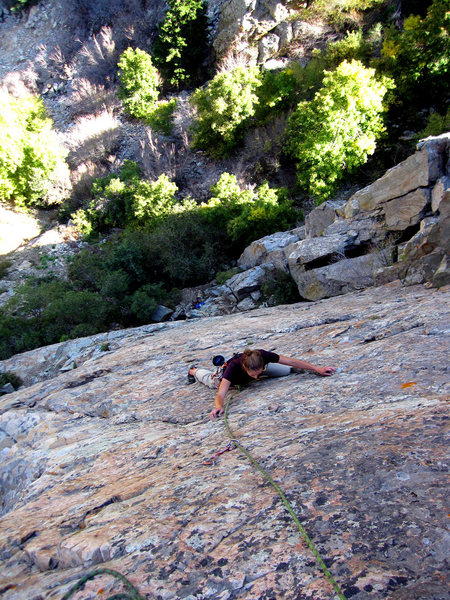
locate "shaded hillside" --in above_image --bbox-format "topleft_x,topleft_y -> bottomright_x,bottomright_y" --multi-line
0,281 -> 449,599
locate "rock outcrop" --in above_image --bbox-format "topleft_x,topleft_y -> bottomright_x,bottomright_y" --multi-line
0,281 -> 449,599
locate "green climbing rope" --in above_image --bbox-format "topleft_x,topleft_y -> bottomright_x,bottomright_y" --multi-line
223,394 -> 346,600
61,567 -> 145,600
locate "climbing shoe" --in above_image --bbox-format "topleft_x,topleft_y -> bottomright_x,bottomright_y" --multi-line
187,366 -> 196,384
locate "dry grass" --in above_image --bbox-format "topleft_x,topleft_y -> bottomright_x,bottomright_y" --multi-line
65,110 -> 123,168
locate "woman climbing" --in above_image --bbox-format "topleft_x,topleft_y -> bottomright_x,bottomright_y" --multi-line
188,349 -> 336,419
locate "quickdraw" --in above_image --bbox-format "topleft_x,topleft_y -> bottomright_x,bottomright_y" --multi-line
203,440 -> 236,465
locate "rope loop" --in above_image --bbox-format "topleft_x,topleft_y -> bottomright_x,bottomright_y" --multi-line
61,567 -> 145,600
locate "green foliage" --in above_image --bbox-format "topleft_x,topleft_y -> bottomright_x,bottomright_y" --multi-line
147,98 -> 177,135
417,108 -> 450,140
0,92 -> 69,208
260,269 -> 301,306
72,161 -> 178,234
0,370 -> 23,390
291,28 -> 375,102
191,66 -> 263,157
295,0 -> 386,30
254,69 -> 298,124
118,48 -> 161,120
381,0 -> 450,108
8,0 -> 37,12
153,0 -> 209,88
0,259 -> 12,279
285,60 -> 392,202
201,173 -> 297,247
215,267 -> 241,285
130,283 -> 167,323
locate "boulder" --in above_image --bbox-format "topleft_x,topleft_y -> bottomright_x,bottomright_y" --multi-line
226,263 -> 275,300
343,133 -> 449,218
151,305 -> 174,322
292,250 -> 391,301
0,382 -> 15,395
238,226 -> 304,270
433,254 -> 450,287
384,188 -> 430,230
304,201 -> 338,238
287,233 -> 356,273
258,32 -> 280,62
431,175 -> 450,213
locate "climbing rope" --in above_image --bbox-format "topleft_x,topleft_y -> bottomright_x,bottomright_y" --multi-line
61,567 -> 145,600
223,393 -> 346,600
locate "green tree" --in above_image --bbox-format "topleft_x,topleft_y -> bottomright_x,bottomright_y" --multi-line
191,66 -> 263,157
117,48 -> 161,120
0,92 -> 69,207
285,60 -> 392,202
152,0 -> 209,88
381,0 -> 449,108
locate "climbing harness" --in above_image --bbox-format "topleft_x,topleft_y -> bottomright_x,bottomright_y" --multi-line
61,567 -> 145,600
203,440 -> 236,465
222,392 -> 346,600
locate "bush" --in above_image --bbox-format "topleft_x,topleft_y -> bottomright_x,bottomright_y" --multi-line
381,0 -> 449,109
254,69 -> 298,124
0,92 -> 70,208
201,173 -> 298,248
260,269 -> 301,306
285,60 -> 392,202
153,0 -> 209,88
417,108 -> 450,140
0,370 -> 23,390
72,161 -> 179,234
118,48 -> 161,120
191,66 -> 263,157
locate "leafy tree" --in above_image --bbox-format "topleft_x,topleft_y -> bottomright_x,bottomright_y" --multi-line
191,66 -> 263,157
285,60 -> 392,202
117,48 -> 161,120
254,69 -> 298,124
0,92 -> 69,207
381,0 -> 449,109
152,0 -> 209,88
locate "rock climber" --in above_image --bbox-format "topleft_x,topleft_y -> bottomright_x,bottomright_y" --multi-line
188,348 -> 336,419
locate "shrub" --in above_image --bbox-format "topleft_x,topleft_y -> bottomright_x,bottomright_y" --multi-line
0,92 -> 70,208
260,269 -> 301,306
254,68 -> 298,124
285,60 -> 392,202
201,173 -> 298,248
191,66 -> 263,157
381,0 -> 449,109
417,107 -> 450,140
0,370 -> 23,390
144,210 -> 226,287
72,161 -> 179,234
147,98 -> 177,135
153,0 -> 209,88
117,48 -> 161,120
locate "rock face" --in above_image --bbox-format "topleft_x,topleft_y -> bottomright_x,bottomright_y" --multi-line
0,281 -> 449,600
212,0 -> 329,65
174,134 -> 449,316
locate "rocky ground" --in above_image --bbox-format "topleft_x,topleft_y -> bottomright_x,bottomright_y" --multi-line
0,281 -> 448,600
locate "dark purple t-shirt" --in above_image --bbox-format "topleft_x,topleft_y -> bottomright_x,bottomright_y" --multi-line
222,350 -> 280,386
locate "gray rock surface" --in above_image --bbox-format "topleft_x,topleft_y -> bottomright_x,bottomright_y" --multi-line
0,281 -> 449,599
